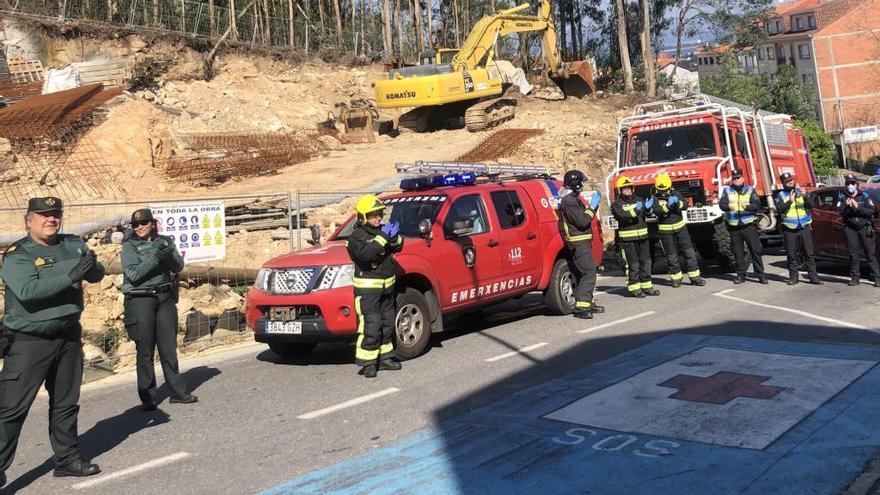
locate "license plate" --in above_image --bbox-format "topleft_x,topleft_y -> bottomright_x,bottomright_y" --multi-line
266,321 -> 302,334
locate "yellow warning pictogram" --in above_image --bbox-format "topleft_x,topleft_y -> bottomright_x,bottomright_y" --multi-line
203,235 -> 212,246
214,231 -> 223,245
213,214 -> 222,228
201,215 -> 211,228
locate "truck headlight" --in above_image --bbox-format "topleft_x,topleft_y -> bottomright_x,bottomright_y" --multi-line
255,268 -> 272,292
315,264 -> 355,291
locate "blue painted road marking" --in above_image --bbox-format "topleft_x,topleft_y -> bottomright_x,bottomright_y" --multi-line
263,335 -> 880,495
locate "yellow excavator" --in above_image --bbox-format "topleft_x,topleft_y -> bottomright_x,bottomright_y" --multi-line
374,0 -> 594,132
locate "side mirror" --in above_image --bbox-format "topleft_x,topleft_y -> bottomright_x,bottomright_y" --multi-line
736,131 -> 747,156
418,219 -> 432,238
307,225 -> 321,246
451,219 -> 474,236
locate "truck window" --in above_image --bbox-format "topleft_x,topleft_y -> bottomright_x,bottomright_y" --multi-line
490,190 -> 527,229
444,195 -> 490,236
631,124 -> 717,165
334,198 -> 444,240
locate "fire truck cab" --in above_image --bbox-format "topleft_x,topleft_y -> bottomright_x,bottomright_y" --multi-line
245,162 -> 604,360
605,94 -> 817,270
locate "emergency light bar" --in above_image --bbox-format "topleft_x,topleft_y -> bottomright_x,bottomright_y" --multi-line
396,161 -> 554,176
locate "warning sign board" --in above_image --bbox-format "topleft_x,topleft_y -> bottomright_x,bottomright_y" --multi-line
150,200 -> 226,263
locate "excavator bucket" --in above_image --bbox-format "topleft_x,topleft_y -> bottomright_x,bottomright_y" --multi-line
337,100 -> 379,144
557,60 -> 596,99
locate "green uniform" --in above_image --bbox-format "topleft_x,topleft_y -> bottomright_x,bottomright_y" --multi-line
121,233 -> 189,404
0,234 -> 104,473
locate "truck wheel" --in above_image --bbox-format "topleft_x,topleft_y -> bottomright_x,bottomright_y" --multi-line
395,288 -> 432,360
544,258 -> 575,315
268,342 -> 317,357
712,222 -> 737,273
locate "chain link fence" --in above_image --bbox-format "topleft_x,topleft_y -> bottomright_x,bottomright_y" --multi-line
0,188 -> 398,380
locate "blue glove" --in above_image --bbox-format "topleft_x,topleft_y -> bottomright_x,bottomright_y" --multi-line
635,200 -> 644,212
380,222 -> 399,238
668,195 -> 679,206
644,197 -> 655,210
588,191 -> 601,210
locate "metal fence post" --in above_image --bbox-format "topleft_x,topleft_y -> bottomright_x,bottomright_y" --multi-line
295,189 -> 302,250
286,190 -> 294,253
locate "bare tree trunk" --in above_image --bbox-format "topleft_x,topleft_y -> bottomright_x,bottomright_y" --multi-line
152,0 -> 158,26
576,1 -> 583,59
640,0 -> 655,97
671,18 -> 683,82
411,0 -> 423,52
229,0 -> 238,40
559,0 -> 567,59
382,0 -> 392,56
209,0 -> 216,35
395,0 -> 404,59
318,0 -> 326,30
106,0 -> 112,21
263,0 -> 272,42
615,0 -> 634,93
332,0 -> 343,46
361,0 -> 367,54
180,0 -> 186,32
369,0 -> 376,54
426,0 -> 432,47
490,0 -> 494,12
288,0 -> 295,45
452,0 -> 459,47
352,0 -> 357,51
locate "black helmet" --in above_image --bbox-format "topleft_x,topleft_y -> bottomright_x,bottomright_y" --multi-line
563,170 -> 586,192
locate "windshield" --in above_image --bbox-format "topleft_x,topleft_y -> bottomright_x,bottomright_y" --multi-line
333,197 -> 445,240
630,124 -> 717,166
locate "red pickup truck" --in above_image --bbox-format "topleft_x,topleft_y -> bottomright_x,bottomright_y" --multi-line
244,162 -> 604,359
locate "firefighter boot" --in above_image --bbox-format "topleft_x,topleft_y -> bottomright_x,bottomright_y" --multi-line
360,364 -> 378,378
691,277 -> 707,287
590,304 -> 605,314
809,276 -> 823,285
379,359 -> 402,371
671,280 -> 682,288
849,277 -> 860,287
643,288 -> 660,296
734,274 -> 746,284
631,290 -> 645,298
787,273 -> 799,285
758,274 -> 769,285
573,310 -> 593,320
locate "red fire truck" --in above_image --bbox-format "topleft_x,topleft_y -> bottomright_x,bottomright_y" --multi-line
604,94 -> 817,269
244,162 -> 604,359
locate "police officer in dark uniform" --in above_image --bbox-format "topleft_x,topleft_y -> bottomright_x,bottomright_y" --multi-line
560,170 -> 604,319
611,176 -> 659,297
775,172 -> 822,285
122,208 -> 197,410
348,194 -> 404,378
836,175 -> 880,287
1,197 -> 104,486
719,169 -> 767,284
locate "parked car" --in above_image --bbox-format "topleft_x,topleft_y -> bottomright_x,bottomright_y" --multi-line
868,175 -> 880,184
809,184 -> 880,263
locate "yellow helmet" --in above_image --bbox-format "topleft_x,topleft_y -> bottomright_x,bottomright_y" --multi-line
655,173 -> 672,191
615,176 -> 634,192
355,194 -> 385,222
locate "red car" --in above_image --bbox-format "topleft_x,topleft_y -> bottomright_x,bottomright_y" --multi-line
245,163 -> 604,360
810,184 -> 880,263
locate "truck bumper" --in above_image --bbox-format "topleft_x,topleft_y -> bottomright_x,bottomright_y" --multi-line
244,286 -> 358,342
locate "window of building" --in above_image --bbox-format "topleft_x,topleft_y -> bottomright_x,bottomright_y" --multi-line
710,57 -> 715,65
490,191 -> 527,229
776,20 -> 783,32
766,21 -> 776,34
758,49 -> 765,61
808,15 -> 816,28
802,74 -> 815,86
796,17 -> 804,30
798,44 -> 811,59
767,46 -> 775,59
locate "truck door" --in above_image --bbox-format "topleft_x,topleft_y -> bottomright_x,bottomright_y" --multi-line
489,189 -> 541,290
434,194 -> 504,309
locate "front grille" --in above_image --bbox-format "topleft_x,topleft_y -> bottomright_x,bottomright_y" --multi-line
266,305 -> 321,321
633,180 -> 706,206
686,208 -> 709,222
271,268 -> 317,294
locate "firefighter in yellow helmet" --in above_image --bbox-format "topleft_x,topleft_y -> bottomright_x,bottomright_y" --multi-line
611,176 -> 658,297
347,194 -> 404,378
649,173 -> 706,287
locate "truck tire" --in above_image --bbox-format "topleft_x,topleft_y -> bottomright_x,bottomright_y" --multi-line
544,258 -> 575,315
268,342 -> 318,357
712,222 -> 750,272
395,288 -> 432,360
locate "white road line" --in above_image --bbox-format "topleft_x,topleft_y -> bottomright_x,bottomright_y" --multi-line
485,342 -> 549,362
711,290 -> 868,330
297,388 -> 400,420
72,452 -> 192,489
577,311 -> 656,334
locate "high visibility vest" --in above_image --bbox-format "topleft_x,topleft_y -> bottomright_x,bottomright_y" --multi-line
778,190 -> 811,230
723,186 -> 756,226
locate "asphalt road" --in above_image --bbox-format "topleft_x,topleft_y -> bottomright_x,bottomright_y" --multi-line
3,251 -> 880,495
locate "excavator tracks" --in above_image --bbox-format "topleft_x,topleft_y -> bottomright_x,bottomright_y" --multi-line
464,97 -> 518,132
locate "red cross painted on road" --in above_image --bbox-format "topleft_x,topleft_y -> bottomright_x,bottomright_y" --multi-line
658,372 -> 784,405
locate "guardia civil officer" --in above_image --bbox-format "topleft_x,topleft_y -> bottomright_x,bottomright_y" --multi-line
650,173 -> 706,287
611,176 -> 658,297
835,175 -> 880,287
0,197 -> 104,486
122,208 -> 197,410
348,195 -> 404,378
560,170 -> 604,319
719,169 -> 767,284
774,172 -> 822,285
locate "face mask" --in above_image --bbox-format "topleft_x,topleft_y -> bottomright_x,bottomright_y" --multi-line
847,184 -> 857,194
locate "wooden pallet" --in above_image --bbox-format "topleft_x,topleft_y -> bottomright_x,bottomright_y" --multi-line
7,57 -> 43,83
70,59 -> 128,87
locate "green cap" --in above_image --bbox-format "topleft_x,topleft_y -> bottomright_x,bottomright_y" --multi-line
27,196 -> 63,213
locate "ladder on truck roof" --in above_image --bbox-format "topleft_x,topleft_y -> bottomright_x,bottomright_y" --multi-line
396,161 -> 555,179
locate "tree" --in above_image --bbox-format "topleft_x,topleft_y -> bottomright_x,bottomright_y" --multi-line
615,0 -> 634,92
640,0 -> 655,97
770,64 -> 814,121
796,119 -> 838,175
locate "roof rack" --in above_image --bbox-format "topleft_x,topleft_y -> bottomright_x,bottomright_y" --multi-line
396,161 -> 554,177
